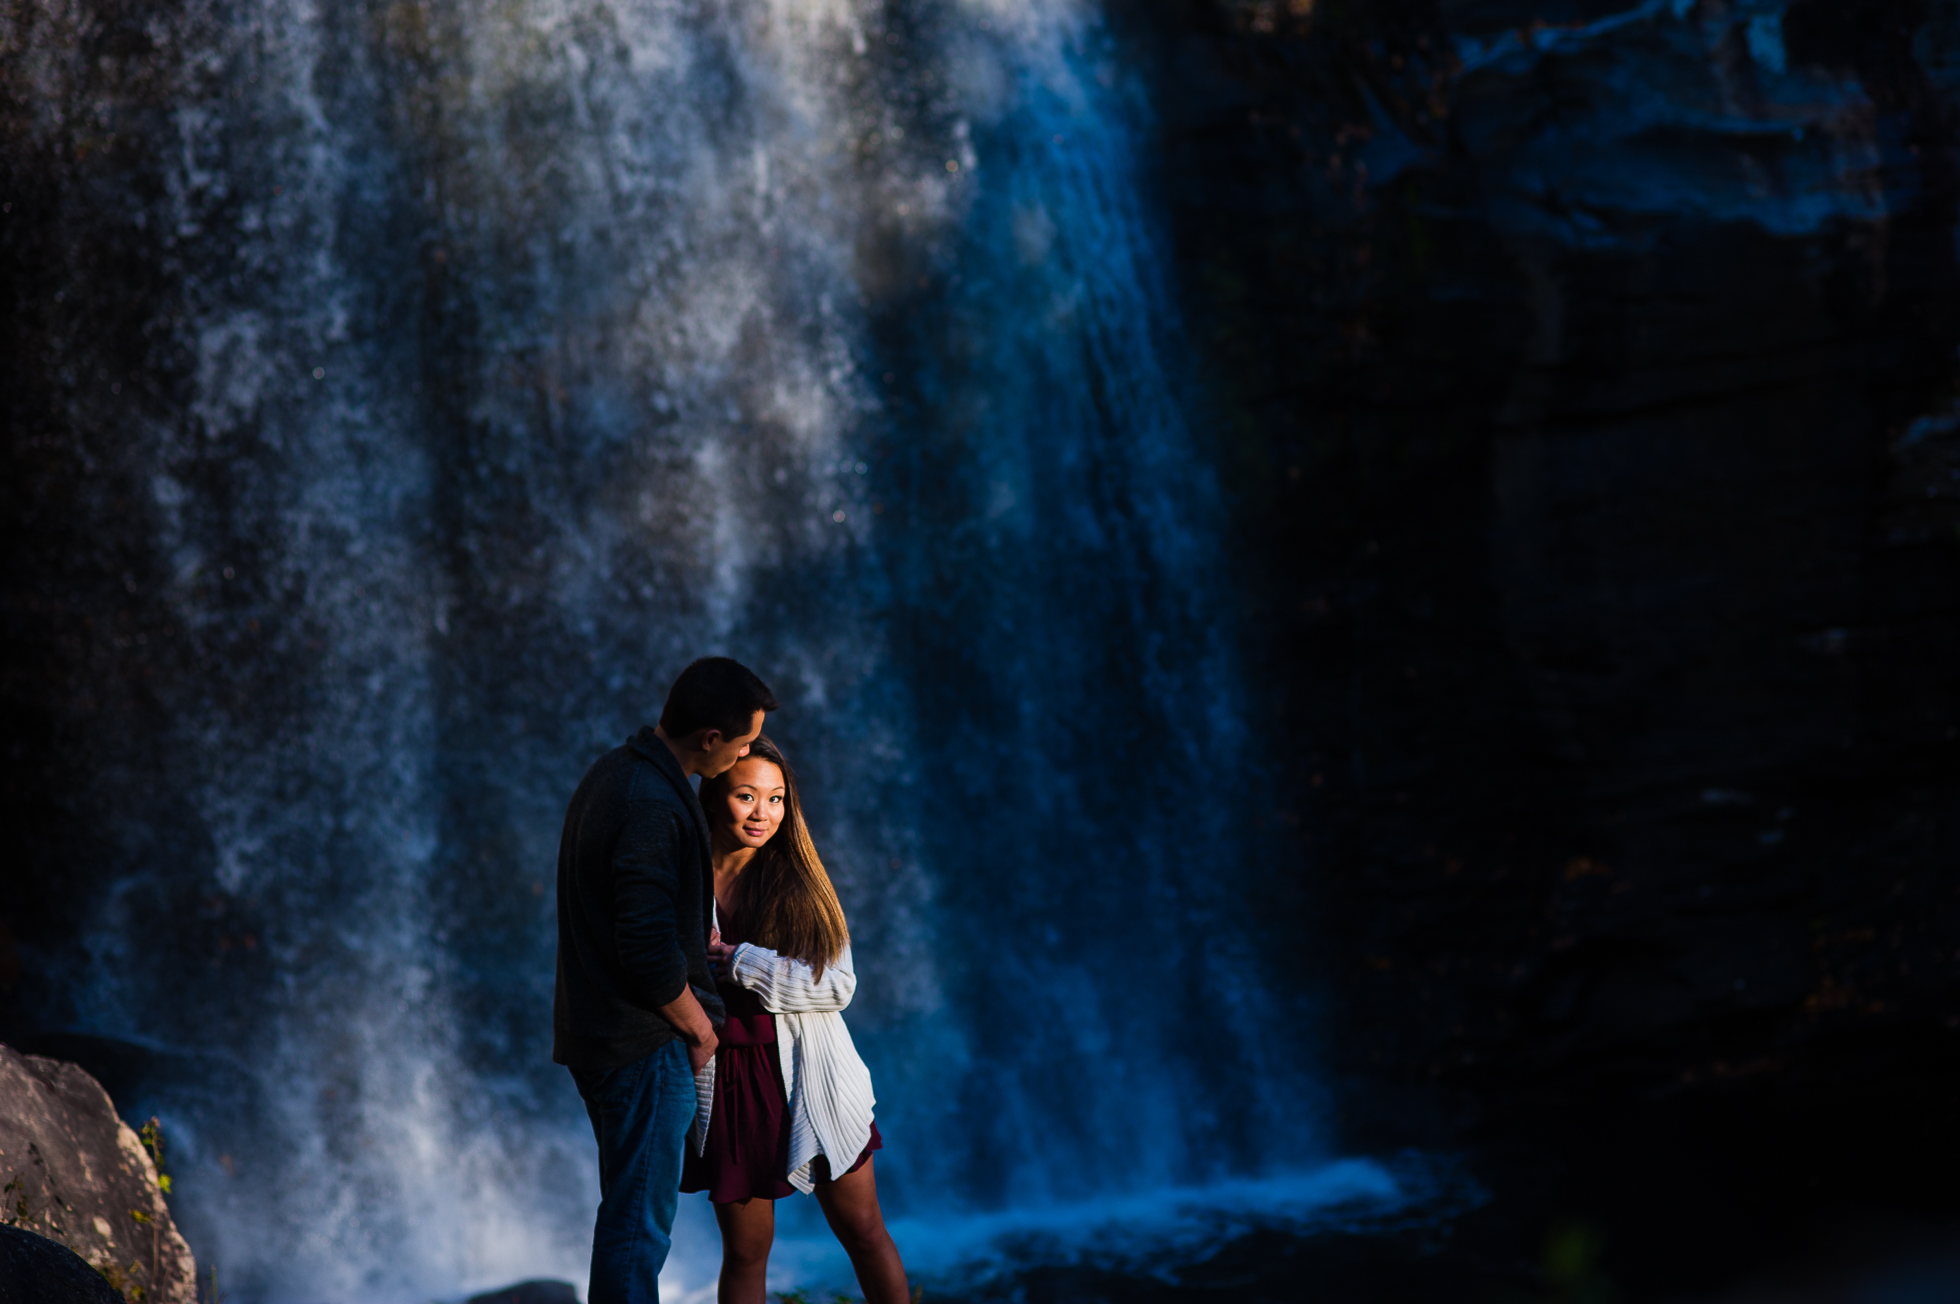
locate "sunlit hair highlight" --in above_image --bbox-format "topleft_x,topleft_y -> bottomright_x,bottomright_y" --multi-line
701,735 -> 849,977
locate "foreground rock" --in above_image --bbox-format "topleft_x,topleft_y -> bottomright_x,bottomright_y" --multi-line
0,1224 -> 125,1304
0,1044 -> 195,1303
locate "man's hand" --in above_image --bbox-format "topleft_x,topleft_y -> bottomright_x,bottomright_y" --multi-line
656,984 -> 719,1074
685,1030 -> 718,1075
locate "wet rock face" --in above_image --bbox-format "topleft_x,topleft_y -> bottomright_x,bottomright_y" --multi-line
0,1045 -> 196,1304
1153,0 -> 1960,1289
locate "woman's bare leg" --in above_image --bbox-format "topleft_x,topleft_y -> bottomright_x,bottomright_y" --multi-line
811,1156 -> 909,1304
711,1198 -> 775,1304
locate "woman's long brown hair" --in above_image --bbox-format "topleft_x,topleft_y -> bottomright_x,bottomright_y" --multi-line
703,735 -> 850,978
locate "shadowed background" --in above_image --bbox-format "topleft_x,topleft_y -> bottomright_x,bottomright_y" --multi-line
5,0 -> 1959,1301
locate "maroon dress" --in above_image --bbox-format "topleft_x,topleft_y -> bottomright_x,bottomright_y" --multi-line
681,902 -> 881,1203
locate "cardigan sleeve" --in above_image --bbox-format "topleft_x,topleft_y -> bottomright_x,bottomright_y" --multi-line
728,942 -> 856,1013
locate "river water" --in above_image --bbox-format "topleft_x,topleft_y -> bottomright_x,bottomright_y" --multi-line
9,0 -> 1415,1297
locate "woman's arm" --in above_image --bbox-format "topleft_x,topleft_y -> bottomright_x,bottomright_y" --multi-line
728,943 -> 857,1013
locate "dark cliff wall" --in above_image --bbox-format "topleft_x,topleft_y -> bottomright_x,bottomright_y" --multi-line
1147,0 -> 1960,1291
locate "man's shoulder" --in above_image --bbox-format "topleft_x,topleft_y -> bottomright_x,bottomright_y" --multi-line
617,738 -> 691,813
573,742 -> 637,794
624,761 -> 688,814
574,739 -> 683,811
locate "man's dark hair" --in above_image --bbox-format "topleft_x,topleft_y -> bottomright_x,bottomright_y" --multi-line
659,657 -> 780,740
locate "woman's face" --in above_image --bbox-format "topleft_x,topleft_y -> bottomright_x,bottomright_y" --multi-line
715,757 -> 787,850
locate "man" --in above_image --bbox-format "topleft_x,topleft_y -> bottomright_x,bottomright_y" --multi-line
554,656 -> 780,1303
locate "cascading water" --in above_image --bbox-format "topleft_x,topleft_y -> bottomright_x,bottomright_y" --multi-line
5,1 -> 1430,1298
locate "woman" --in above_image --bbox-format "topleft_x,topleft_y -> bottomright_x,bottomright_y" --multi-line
683,735 -> 911,1304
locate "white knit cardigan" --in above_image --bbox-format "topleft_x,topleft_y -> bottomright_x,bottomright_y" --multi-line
691,935 -> 877,1195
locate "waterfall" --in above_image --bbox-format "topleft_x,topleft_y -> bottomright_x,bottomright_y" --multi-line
6,1 -> 1380,1298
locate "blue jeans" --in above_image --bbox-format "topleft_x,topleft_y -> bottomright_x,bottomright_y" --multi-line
572,1040 -> 695,1304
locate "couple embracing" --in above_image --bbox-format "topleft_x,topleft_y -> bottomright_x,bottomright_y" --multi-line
553,657 -> 910,1304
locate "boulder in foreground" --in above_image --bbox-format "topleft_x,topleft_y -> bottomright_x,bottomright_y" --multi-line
0,1043 -> 195,1303
0,1223 -> 126,1304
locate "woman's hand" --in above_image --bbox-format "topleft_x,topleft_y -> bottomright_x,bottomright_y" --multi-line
707,929 -> 737,982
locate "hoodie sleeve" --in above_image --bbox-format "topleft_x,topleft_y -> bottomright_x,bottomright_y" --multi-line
612,799 -> 690,1011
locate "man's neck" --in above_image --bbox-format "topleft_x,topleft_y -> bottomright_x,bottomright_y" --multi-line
653,724 -> 701,778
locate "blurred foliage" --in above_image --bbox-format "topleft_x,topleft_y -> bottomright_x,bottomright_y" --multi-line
1539,1219 -> 1617,1304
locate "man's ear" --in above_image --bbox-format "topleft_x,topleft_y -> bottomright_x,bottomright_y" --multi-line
696,728 -> 723,752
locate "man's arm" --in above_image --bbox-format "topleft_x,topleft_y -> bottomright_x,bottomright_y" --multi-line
613,801 -> 716,1069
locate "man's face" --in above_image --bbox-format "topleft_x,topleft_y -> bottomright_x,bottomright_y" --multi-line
699,710 -> 765,778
